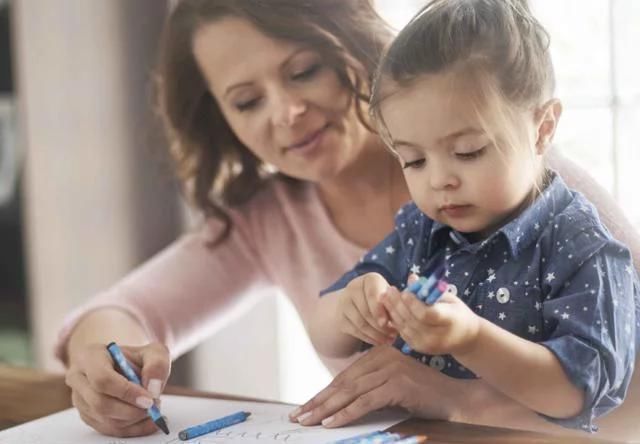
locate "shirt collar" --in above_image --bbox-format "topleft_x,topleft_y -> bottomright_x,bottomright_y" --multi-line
428,170 -> 573,258
496,170 -> 573,258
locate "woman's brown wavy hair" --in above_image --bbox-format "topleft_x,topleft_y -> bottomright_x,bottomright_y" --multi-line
155,0 -> 392,244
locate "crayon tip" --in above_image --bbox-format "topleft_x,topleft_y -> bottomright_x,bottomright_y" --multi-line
155,416 -> 170,435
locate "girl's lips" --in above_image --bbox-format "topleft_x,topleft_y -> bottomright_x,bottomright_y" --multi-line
440,204 -> 472,218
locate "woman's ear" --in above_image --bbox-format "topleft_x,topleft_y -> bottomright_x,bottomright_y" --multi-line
534,99 -> 562,154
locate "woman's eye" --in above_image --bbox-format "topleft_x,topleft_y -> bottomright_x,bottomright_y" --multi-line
456,146 -> 486,160
292,64 -> 320,81
402,158 -> 426,169
235,97 -> 261,112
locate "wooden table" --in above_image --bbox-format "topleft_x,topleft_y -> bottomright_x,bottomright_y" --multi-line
0,365 -> 629,443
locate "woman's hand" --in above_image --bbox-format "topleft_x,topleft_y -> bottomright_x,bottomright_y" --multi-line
289,345 -> 460,427
382,287 -> 481,355
64,342 -> 171,437
337,273 -> 397,346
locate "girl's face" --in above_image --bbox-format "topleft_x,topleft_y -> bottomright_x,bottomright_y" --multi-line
379,73 -> 545,238
193,17 -> 372,183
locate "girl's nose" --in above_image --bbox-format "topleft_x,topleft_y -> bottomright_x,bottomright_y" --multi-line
272,90 -> 307,127
429,164 -> 460,190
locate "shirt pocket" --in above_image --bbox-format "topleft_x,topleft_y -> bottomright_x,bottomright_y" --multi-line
480,284 -> 545,341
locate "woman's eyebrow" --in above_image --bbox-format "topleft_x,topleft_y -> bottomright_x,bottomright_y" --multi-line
223,48 -> 310,98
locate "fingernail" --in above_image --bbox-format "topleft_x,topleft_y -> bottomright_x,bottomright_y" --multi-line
322,416 -> 335,426
136,396 -> 153,409
148,379 -> 162,398
296,411 -> 312,424
289,407 -> 302,419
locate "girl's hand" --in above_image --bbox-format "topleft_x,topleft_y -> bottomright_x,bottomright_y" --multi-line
382,287 -> 481,356
337,273 -> 397,346
65,342 -> 171,437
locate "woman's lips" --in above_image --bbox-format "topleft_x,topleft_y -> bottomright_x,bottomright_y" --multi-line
285,124 -> 329,155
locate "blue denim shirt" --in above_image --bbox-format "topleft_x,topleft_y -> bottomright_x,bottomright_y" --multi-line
322,173 -> 638,431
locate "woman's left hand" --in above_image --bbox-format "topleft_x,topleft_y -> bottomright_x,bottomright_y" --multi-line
288,345 -> 460,427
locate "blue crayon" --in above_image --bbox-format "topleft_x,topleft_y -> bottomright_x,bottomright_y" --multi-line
330,431 -> 401,444
179,411 -> 251,441
106,342 -> 169,435
400,264 -> 447,355
393,435 -> 428,444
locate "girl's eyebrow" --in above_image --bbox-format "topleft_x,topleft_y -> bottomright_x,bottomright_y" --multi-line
392,127 -> 483,150
438,127 -> 483,144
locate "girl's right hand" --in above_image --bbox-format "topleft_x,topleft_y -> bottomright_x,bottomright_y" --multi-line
338,272 -> 397,346
64,342 -> 171,437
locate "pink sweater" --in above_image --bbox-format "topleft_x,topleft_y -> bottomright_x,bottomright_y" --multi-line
55,179 -> 365,375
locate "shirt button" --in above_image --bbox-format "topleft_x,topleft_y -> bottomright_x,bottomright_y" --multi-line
429,356 -> 446,371
446,284 -> 458,296
496,287 -> 511,304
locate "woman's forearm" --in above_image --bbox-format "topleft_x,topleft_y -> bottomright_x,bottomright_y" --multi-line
65,308 -> 149,366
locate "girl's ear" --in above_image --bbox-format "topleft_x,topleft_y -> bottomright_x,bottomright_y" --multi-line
534,99 -> 562,154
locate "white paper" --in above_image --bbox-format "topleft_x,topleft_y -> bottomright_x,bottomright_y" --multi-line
0,395 -> 408,444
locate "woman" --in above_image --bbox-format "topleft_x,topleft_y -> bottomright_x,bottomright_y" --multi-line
59,0 -> 640,439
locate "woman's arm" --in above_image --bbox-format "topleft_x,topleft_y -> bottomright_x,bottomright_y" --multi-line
66,309 -> 149,365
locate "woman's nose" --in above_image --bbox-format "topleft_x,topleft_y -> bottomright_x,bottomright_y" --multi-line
271,90 -> 307,127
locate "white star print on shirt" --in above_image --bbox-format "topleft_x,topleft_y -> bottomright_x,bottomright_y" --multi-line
385,246 -> 395,255
546,272 -> 556,283
561,312 -> 570,320
498,312 -> 506,320
528,325 -> 538,334
410,264 -> 420,274
487,274 -> 496,283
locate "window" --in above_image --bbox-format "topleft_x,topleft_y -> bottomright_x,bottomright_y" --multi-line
375,0 -> 640,228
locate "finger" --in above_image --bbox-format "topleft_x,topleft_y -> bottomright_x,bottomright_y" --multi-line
352,283 -> 389,338
321,383 -> 397,428
296,368 -> 389,426
290,345 -> 402,419
383,288 -> 411,327
343,308 -> 391,345
361,274 -> 396,333
407,273 -> 420,285
128,343 -> 171,399
67,370 -> 148,422
78,408 -> 158,438
82,347 -> 155,409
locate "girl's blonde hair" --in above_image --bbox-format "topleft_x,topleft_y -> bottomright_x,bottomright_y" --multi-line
370,0 -> 556,183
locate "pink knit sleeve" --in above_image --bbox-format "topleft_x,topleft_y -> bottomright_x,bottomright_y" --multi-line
54,210 -> 273,364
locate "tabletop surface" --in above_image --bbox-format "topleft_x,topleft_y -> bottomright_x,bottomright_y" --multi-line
0,364 -> 629,443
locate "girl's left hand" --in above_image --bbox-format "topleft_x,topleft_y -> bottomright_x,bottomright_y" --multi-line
381,287 -> 481,356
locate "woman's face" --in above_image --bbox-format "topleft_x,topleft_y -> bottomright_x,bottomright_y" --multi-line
193,17 -> 371,182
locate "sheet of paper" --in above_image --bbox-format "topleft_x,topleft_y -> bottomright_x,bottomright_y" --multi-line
0,395 -> 408,444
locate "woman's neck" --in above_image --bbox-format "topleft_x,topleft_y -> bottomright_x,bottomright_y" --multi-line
316,136 -> 411,249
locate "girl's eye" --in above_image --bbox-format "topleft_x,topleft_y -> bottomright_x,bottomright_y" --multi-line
235,97 -> 261,112
402,158 -> 426,169
456,146 -> 487,160
292,64 -> 320,81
